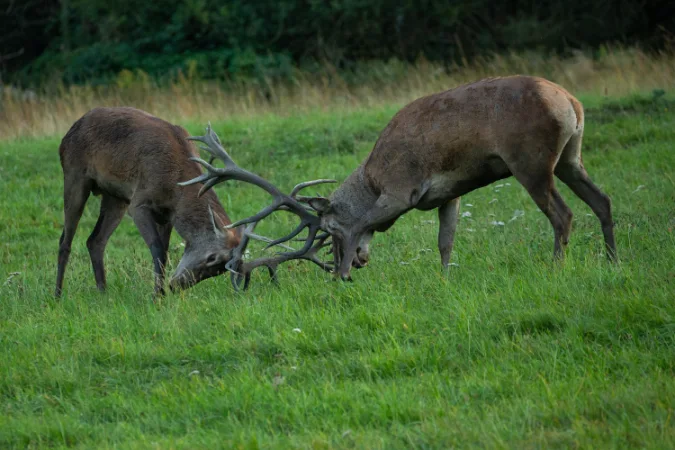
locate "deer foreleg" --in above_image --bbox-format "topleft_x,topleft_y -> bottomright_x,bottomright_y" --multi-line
438,197 -> 461,268
132,207 -> 168,296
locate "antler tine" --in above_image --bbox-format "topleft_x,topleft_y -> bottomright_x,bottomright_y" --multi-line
244,230 -> 295,252
182,124 -> 321,225
223,221 -> 326,291
187,123 -> 235,165
290,179 -> 337,198
293,232 -> 330,243
257,214 -> 334,250
299,235 -> 335,272
207,204 -> 225,238
272,223 -> 323,259
228,234 -> 334,291
225,199 -> 284,230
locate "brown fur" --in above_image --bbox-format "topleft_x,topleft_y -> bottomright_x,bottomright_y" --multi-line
55,107 -> 241,297
311,75 -> 616,279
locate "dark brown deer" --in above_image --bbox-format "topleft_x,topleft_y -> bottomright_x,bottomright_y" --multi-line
55,106 -> 243,297
181,76 -> 617,289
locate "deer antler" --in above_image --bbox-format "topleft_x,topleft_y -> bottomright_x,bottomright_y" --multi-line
226,222 -> 334,291
179,123 -> 336,289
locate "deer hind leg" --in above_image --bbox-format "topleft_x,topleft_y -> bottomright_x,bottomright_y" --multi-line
86,195 -> 128,292
551,189 -> 574,247
555,134 -> 617,261
56,176 -> 92,297
437,197 -> 461,268
132,206 -> 168,296
509,165 -> 573,260
529,177 -> 572,260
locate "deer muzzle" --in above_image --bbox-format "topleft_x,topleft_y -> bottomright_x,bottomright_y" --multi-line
168,270 -> 197,292
169,264 -> 227,292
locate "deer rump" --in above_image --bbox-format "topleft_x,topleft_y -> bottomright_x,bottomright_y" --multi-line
182,75 -> 617,291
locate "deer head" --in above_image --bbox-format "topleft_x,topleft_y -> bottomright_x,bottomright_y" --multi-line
305,167 -> 382,280
169,201 -> 241,291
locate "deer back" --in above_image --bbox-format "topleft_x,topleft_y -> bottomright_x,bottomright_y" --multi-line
360,76 -> 583,203
59,107 -> 236,238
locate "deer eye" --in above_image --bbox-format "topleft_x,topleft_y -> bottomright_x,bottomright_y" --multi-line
205,253 -> 218,265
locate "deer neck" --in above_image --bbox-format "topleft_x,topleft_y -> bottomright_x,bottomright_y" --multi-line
330,164 -> 378,219
172,187 -> 225,248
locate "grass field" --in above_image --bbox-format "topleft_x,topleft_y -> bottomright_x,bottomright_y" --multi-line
1,90 -> 674,448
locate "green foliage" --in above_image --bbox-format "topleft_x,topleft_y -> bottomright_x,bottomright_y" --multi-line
2,0 -> 674,87
1,95 -> 674,447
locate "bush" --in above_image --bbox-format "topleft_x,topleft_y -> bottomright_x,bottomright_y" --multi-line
2,0 -> 674,87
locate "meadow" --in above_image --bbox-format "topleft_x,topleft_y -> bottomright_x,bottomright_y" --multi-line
1,67 -> 675,447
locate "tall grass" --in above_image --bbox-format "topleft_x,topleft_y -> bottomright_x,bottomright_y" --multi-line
1,46 -> 674,140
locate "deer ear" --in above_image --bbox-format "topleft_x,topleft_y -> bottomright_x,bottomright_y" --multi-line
307,197 -> 331,214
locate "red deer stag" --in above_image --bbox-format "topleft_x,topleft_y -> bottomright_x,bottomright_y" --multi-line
181,76 -> 617,289
55,107 -> 243,297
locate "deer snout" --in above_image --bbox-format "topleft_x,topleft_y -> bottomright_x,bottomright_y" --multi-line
170,249 -> 233,291
169,270 -> 197,292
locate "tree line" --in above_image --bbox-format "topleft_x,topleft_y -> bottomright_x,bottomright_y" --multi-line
2,0 -> 673,86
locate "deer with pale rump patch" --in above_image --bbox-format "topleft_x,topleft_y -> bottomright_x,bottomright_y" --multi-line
181,75 -> 617,289
55,107 -> 242,297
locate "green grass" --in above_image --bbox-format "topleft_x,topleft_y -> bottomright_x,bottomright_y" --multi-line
1,92 -> 674,449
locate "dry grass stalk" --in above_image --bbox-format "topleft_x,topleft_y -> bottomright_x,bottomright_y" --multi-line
1,47 -> 673,140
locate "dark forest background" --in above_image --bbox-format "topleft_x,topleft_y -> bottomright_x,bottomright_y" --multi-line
2,0 -> 674,87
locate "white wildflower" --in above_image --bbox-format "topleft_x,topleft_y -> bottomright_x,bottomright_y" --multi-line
490,221 -> 505,226
461,211 -> 472,218
3,272 -> 20,286
509,210 -> 525,222
292,328 -> 302,333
